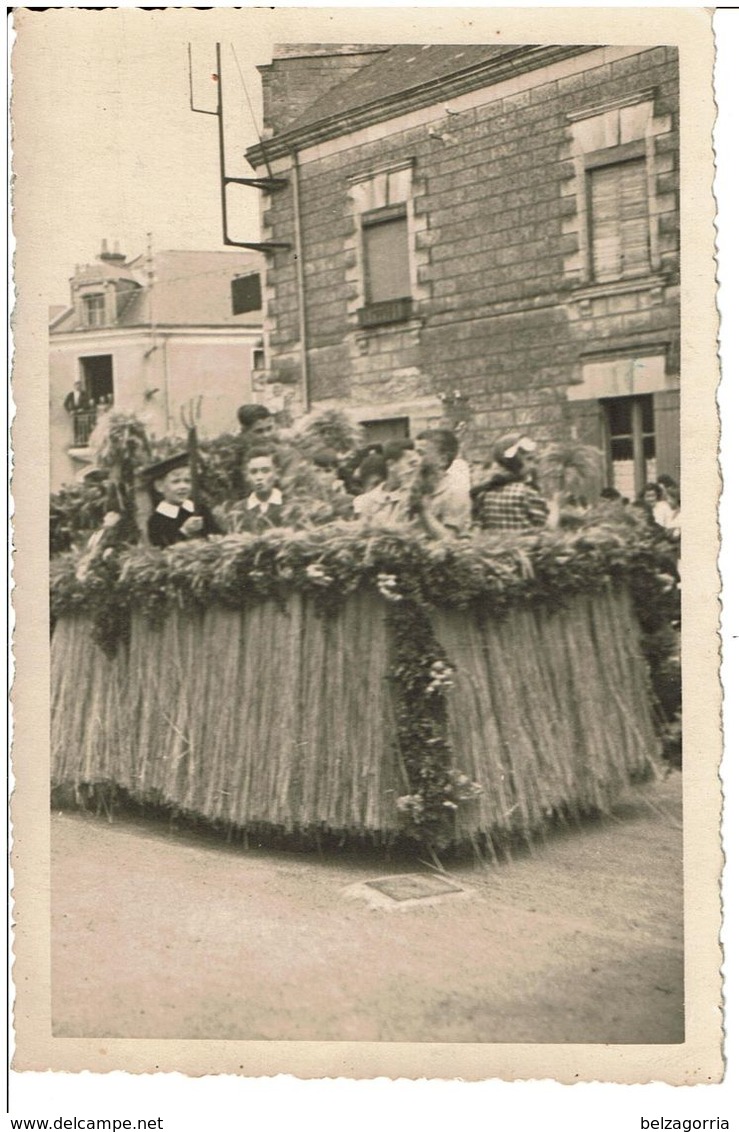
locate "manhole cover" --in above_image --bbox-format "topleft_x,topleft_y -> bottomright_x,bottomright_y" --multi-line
364,873 -> 464,902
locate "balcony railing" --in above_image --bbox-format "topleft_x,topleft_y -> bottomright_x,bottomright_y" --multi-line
69,409 -> 98,448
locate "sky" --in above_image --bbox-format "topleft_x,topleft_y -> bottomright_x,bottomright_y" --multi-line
13,8 -> 280,305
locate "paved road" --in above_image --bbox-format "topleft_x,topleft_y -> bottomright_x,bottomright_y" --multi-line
51,774 -> 683,1043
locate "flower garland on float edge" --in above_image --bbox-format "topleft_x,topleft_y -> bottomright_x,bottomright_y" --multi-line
380,576 -> 483,847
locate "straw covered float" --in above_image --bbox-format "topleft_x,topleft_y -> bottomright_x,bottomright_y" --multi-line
50,517 -> 678,850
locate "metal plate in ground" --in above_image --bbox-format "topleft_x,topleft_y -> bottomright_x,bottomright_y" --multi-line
365,873 -> 464,902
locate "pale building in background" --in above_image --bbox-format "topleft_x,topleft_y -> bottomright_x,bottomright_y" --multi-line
49,242 -> 265,489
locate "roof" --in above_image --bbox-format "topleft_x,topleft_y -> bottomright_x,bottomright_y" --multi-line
51,249 -> 265,334
73,258 -> 141,287
285,44 -> 520,133
248,43 -> 593,163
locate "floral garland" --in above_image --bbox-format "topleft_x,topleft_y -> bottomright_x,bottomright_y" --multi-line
51,516 -> 678,634
383,591 -> 482,847
50,516 -> 680,837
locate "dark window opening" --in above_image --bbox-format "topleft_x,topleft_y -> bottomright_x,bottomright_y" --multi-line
252,348 -> 265,372
360,417 -> 410,445
232,273 -> 262,315
603,394 -> 656,498
80,355 -> 114,407
588,158 -> 650,281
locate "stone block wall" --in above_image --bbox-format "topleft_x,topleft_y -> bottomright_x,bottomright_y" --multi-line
260,46 -> 680,458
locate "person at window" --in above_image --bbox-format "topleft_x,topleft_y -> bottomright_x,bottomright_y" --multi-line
63,379 -> 92,415
411,429 -> 472,538
472,434 -> 549,532
242,449 -> 285,533
145,453 -> 220,549
237,403 -> 277,444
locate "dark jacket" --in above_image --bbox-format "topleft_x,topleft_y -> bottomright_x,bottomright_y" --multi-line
64,388 -> 93,413
147,499 -> 220,548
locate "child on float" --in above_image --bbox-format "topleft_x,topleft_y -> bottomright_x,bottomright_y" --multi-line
145,452 -> 221,548
411,428 -> 472,537
356,440 -> 421,526
471,434 -> 549,531
241,447 -> 285,533
352,452 -> 387,518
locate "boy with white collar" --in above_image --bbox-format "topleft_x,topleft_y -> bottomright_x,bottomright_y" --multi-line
242,448 -> 285,533
145,452 -> 220,548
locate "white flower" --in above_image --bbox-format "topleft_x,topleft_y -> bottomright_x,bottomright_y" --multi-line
396,793 -> 424,816
425,660 -> 454,693
305,562 -> 332,586
376,573 -> 403,602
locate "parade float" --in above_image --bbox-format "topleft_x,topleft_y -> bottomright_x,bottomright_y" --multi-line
50,493 -> 680,852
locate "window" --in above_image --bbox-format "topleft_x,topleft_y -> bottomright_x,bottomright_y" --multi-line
562,96 -> 673,286
603,395 -> 656,498
83,294 -> 106,327
362,205 -> 411,305
231,273 -> 261,315
80,355 -> 114,407
252,347 -> 265,372
360,417 -> 410,445
348,161 -> 421,329
588,158 -> 650,281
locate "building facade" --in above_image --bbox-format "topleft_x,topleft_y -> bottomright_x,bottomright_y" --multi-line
246,43 -> 680,495
50,244 -> 265,489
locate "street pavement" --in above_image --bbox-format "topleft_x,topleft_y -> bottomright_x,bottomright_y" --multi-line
51,773 -> 683,1043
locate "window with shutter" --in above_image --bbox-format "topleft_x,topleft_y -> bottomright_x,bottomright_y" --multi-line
363,210 -> 411,304
589,159 -> 650,281
348,163 -> 417,329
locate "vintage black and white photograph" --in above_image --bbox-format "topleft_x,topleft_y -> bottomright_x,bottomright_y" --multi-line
10,4 -> 722,1087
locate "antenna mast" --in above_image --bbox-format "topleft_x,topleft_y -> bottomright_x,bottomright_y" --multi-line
188,42 -> 290,253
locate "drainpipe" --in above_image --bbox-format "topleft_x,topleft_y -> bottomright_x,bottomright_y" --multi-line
290,149 -> 311,413
161,335 -> 171,431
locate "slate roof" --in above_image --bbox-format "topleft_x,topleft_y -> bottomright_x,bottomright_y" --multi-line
281,44 -> 524,134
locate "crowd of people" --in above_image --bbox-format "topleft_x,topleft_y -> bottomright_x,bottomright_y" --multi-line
143,406 -> 550,548
141,403 -> 680,552
74,402 -> 679,561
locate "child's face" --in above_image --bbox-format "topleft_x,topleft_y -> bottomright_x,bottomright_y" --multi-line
244,417 -> 276,442
386,450 -> 420,489
246,456 -> 277,499
156,467 -> 191,505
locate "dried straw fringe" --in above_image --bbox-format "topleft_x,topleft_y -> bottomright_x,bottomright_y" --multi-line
51,588 -> 660,845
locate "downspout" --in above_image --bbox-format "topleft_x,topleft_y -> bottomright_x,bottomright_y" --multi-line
290,149 -> 311,413
161,335 -> 171,430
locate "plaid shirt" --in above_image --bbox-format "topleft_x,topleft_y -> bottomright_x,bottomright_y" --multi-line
477,481 -> 549,532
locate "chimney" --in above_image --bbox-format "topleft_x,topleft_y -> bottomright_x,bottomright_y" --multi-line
99,238 -> 126,264
258,44 -> 387,137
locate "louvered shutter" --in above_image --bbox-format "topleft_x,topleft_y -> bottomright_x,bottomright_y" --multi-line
363,213 -> 411,303
653,388 -> 680,482
590,159 -> 650,281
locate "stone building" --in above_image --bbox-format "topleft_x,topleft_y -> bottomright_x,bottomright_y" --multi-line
50,243 -> 265,489
245,43 -> 680,496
